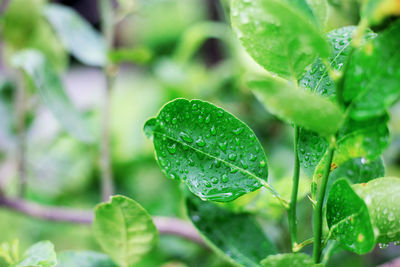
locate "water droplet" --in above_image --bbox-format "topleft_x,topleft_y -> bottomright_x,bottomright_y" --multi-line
217,110 -> 224,117
229,154 -> 237,161
221,174 -> 228,183
198,115 -> 204,123
167,143 -> 177,154
205,181 -> 211,188
218,141 -> 227,152
210,125 -> 217,135
211,177 -> 218,184
180,132 -> 193,143
260,160 -> 266,167
394,240 -> 400,246
205,114 -> 211,123
196,138 -> 206,147
250,154 -> 257,162
172,118 -> 177,125
233,128 -> 244,135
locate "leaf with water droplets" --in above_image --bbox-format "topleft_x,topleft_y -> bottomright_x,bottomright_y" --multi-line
12,49 -> 94,143
326,179 -> 375,254
93,195 -> 158,267
230,0 -> 329,79
343,20 -> 400,120
353,177 -> 400,244
144,99 -> 269,202
261,253 -> 320,267
44,3 -> 106,66
249,77 -> 344,137
361,0 -> 400,25
186,196 -> 277,267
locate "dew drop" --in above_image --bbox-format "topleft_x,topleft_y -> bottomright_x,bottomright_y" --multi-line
260,160 -> 266,167
172,118 -> 177,125
196,138 -> 206,147
211,177 -> 218,184
218,141 -> 227,152
222,174 -> 229,183
180,132 -> 194,143
217,110 -> 224,117
229,154 -> 237,161
205,181 -> 212,188
233,128 -> 244,135
167,143 -> 177,154
379,243 -> 389,249
249,154 -> 257,162
205,114 -> 211,123
210,125 -> 217,136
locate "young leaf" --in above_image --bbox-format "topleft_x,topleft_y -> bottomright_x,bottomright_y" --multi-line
16,241 -> 57,267
261,253 -> 320,267
343,20 -> 400,120
248,78 -> 344,137
306,0 -> 328,29
230,0 -> 329,79
44,4 -> 107,67
186,196 -> 277,267
12,49 -> 94,143
57,251 -> 117,267
93,195 -> 158,267
353,177 -> 400,244
326,179 -> 375,254
361,0 -> 400,25
144,99 -> 269,202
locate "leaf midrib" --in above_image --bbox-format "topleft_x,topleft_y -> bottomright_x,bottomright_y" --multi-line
152,130 -> 267,185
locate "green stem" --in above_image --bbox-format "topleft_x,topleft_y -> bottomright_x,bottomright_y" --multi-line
312,138 -> 335,263
261,181 -> 289,209
293,237 -> 314,252
99,0 -> 116,201
288,125 -> 300,250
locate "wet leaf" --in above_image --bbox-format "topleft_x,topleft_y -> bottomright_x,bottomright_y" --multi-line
44,4 -> 107,66
186,196 -> 277,267
144,99 -> 269,202
261,253 -> 320,267
326,179 -> 375,254
353,177 -> 400,244
57,251 -> 117,267
16,241 -> 57,267
344,20 -> 400,120
12,49 -> 94,143
93,195 -> 158,267
248,77 -> 344,137
231,0 -> 329,79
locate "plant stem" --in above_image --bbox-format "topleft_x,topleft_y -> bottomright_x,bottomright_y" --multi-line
293,237 -> 314,252
99,0 -> 116,201
312,138 -> 335,263
288,125 -> 300,250
0,193 -> 205,246
15,75 -> 26,197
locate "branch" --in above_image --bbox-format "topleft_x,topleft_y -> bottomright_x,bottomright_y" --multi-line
0,194 -> 205,246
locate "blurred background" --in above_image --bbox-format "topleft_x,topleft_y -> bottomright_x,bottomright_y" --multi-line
0,0 -> 399,266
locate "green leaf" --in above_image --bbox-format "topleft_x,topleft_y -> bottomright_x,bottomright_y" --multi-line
328,157 -> 385,191
248,78 -> 344,137
306,0 -> 328,28
186,196 -> 277,267
353,177 -> 400,244
326,179 -> 375,254
230,0 -> 329,79
12,49 -> 94,143
144,98 -> 269,202
343,20 -> 400,120
300,26 -> 359,100
56,251 -> 117,267
44,4 -> 107,67
93,195 -> 158,267
361,0 -> 400,25
16,241 -> 57,267
261,253 -> 320,267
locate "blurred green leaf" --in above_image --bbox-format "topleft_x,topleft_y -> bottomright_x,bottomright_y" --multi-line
44,3 -> 107,66
353,177 -> 400,244
144,99 -> 269,202
93,195 -> 158,267
56,251 -> 117,267
0,240 -> 19,265
108,47 -> 152,64
12,49 -> 94,143
306,0 -> 328,28
326,179 -> 375,254
16,241 -> 57,267
186,196 -> 277,267
361,0 -> 400,25
343,20 -> 400,120
261,253 -> 320,267
231,0 -> 329,78
248,78 -> 344,137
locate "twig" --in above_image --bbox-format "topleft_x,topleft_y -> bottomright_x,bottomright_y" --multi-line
0,193 -> 205,246
288,125 -> 300,250
313,137 -> 336,263
99,0 -> 116,201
